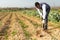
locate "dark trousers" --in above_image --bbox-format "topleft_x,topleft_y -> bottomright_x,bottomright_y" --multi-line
43,8 -> 50,30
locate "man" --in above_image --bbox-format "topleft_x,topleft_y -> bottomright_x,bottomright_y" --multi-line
35,2 -> 50,30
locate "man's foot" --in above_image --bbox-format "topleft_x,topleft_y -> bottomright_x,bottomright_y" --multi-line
43,29 -> 48,31
40,34 -> 44,37
43,29 -> 51,33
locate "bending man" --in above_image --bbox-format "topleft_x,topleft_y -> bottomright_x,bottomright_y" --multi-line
35,2 -> 50,30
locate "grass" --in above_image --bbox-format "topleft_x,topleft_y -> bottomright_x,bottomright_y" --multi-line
4,28 -> 9,40
11,30 -> 17,36
24,30 -> 32,40
5,34 -> 8,40
0,21 -> 2,26
18,20 -> 28,29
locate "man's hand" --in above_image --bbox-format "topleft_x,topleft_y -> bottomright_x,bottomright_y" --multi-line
36,8 -> 43,17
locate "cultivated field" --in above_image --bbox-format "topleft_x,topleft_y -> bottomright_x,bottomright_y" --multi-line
0,9 -> 60,40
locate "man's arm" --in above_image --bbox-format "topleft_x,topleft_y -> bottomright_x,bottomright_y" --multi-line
36,8 -> 43,17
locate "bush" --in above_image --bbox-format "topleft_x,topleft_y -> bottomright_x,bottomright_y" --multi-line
49,11 -> 60,22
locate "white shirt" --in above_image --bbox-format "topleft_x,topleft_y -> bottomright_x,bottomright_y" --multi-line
36,4 -> 46,23
36,4 -> 46,19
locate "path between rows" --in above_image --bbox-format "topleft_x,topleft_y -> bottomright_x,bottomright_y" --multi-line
0,13 -> 12,40
7,13 -> 26,40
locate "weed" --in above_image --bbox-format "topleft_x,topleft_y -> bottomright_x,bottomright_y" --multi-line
19,20 -> 28,29
0,21 -> 2,26
24,30 -> 31,40
5,34 -> 8,40
12,30 -> 17,36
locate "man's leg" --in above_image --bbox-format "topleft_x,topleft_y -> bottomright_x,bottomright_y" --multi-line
44,19 -> 48,30
43,19 -> 48,30
43,7 -> 50,30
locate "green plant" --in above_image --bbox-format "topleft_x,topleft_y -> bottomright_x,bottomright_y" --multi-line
24,30 -> 31,40
5,34 -> 8,40
19,20 -> 28,29
49,11 -> 60,22
12,30 -> 17,36
22,9 -> 60,23
0,21 -> 2,26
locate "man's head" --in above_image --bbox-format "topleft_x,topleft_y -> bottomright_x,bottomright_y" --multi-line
35,2 -> 40,9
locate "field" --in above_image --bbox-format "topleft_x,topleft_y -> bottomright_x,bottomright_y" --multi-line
0,8 -> 60,40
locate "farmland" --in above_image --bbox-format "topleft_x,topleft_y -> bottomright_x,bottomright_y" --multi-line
0,8 -> 60,40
